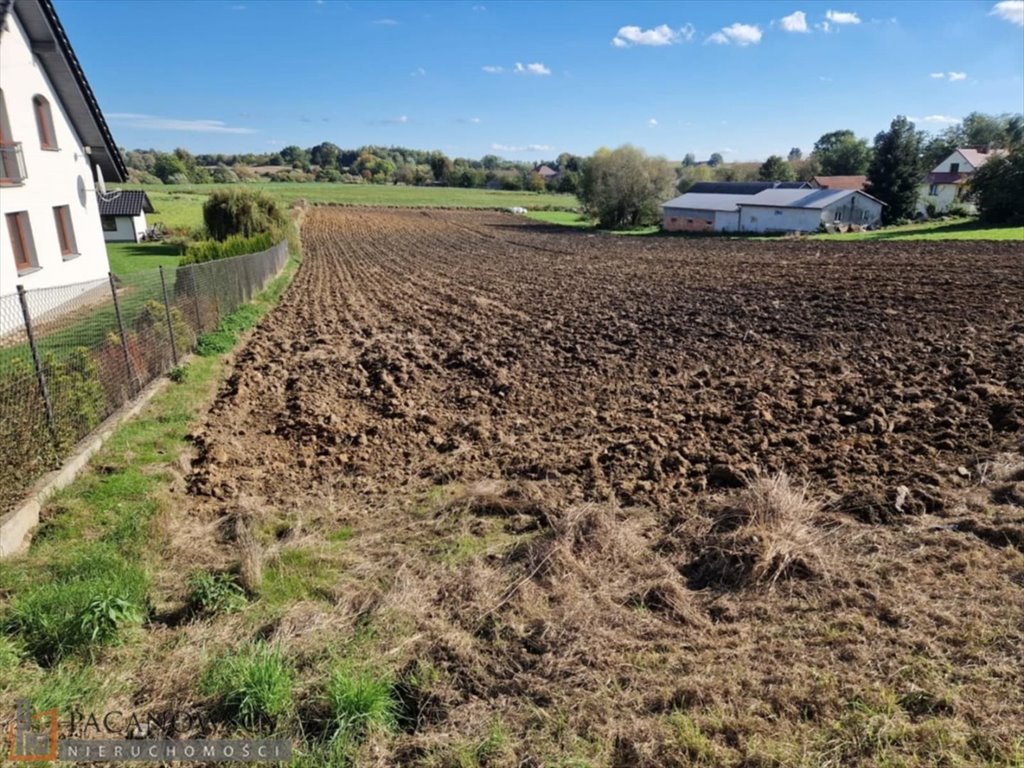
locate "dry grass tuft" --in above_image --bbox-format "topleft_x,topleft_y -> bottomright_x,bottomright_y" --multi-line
690,472 -> 831,589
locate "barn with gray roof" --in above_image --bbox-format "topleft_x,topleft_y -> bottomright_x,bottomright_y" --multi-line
661,183 -> 883,233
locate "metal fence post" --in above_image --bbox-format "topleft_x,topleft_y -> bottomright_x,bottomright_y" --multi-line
16,284 -> 60,455
158,266 -> 179,366
109,272 -> 137,396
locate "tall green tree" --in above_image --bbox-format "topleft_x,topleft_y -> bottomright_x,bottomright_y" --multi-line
787,147 -> 803,162
968,147 -> 1024,225
758,155 -> 796,181
867,116 -> 921,224
812,130 -> 872,175
708,152 -> 724,167
578,145 -> 675,229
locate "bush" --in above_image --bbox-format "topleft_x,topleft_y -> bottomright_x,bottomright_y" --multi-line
187,571 -> 247,617
4,545 -> 148,665
202,642 -> 293,729
180,232 -> 275,266
202,188 -> 287,242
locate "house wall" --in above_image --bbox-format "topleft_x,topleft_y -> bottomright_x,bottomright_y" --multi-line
102,212 -> 146,242
714,210 -> 740,232
739,206 -> 821,233
662,207 -> 715,232
932,151 -> 977,174
916,183 -> 971,215
0,10 -> 110,297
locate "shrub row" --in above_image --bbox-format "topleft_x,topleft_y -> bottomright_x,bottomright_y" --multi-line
180,232 -> 277,266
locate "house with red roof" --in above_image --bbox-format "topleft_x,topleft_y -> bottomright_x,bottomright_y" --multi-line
917,147 -> 1007,216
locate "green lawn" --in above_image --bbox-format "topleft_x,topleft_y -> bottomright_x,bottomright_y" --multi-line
119,183 -> 579,233
525,210 -> 659,236
809,217 -> 1024,241
106,242 -> 183,276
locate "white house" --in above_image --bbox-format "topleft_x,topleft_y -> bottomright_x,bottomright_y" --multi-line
662,186 -> 883,234
917,148 -> 1007,216
98,190 -> 153,242
0,0 -> 126,298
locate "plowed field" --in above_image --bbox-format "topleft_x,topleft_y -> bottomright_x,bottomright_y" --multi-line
182,208 -> 1024,765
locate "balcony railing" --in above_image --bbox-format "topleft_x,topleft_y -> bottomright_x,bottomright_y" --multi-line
0,142 -> 28,185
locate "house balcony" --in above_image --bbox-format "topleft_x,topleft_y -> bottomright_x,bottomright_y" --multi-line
0,142 -> 28,186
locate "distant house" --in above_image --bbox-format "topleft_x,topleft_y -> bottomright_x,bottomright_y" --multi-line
534,164 -> 558,181
98,190 -> 153,242
812,175 -> 868,192
0,0 -> 126,296
662,187 -> 883,233
917,148 -> 1007,215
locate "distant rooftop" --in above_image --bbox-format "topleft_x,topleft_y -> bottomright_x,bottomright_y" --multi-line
97,190 -> 153,217
687,181 -> 810,196
663,186 -> 884,212
813,175 -> 868,191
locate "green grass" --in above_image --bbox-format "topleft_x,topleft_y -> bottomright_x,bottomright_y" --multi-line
325,665 -> 398,742
106,242 -> 183,275
116,183 -> 578,231
202,642 -> 294,729
809,217 -> 1024,241
0,253 -> 301,704
186,571 -> 248,617
527,210 -> 593,228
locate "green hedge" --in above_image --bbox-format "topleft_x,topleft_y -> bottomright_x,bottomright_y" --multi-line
180,232 -> 276,266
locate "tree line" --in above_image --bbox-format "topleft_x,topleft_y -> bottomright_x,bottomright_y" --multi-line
122,144 -> 586,194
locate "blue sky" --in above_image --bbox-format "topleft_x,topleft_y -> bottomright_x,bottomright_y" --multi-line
56,0 -> 1024,161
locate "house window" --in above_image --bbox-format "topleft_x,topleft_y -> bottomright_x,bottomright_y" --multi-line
53,205 -> 78,257
834,210 -> 843,222
101,215 -> 117,232
7,211 -> 38,272
774,210 -> 782,215
949,162 -> 959,173
929,184 -> 940,196
33,95 -> 58,150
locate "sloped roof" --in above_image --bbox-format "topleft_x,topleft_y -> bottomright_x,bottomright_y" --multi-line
813,175 -> 867,191
740,188 -> 886,209
957,148 -> 1008,169
535,164 -> 557,177
3,0 -> 126,181
97,190 -> 153,216
662,192 -> 748,212
687,181 -> 810,196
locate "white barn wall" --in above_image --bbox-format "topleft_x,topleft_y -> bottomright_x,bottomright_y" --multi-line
0,11 -> 110,297
102,213 -> 146,243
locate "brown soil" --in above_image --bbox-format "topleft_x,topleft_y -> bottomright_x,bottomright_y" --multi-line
180,208 -> 1024,765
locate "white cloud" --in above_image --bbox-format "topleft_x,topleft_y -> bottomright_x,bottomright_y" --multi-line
490,143 -> 552,152
648,118 -> 658,127
482,65 -> 504,73
909,115 -> 961,125
472,4 -> 486,10
372,18 -> 398,25
392,115 -> 409,124
706,22 -> 762,46
611,23 -> 694,47
948,71 -> 967,81
411,67 -> 426,77
825,9 -> 860,24
514,62 -> 551,75
779,10 -> 809,32
230,4 -> 246,10
107,113 -> 257,134
816,20 -> 831,31
458,116 -> 482,124
930,72 -> 946,79
991,0 -> 1024,26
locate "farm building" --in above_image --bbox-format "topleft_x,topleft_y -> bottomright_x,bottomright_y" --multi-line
534,164 -> 558,181
917,148 -> 1007,215
812,175 -> 868,191
98,189 -> 153,242
662,187 -> 883,233
737,189 -> 883,233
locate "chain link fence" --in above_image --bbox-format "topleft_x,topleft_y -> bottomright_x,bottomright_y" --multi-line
0,241 -> 289,515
